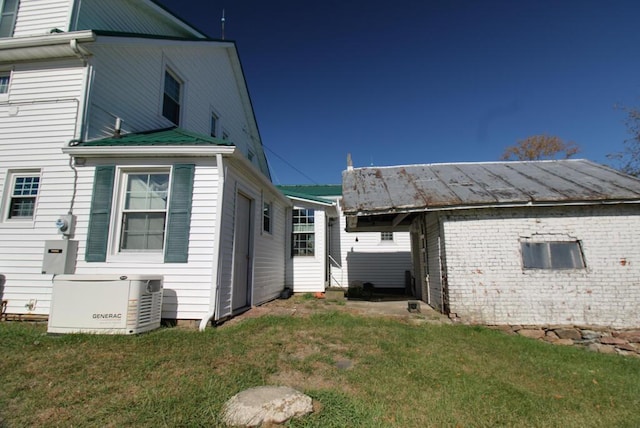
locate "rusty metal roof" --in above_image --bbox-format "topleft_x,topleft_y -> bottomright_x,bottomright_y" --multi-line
341,159 -> 640,216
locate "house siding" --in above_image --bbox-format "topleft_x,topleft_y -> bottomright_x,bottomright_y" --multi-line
75,0 -> 197,37
0,60 -> 87,316
288,206 -> 326,293
12,0 -> 72,37
71,158 -> 220,320
439,205 -> 640,328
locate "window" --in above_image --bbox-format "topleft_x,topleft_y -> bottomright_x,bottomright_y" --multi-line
292,208 -> 314,256
162,70 -> 181,125
86,164 -> 194,263
0,72 -> 9,94
222,131 -> 229,140
381,231 -> 394,241
0,0 -> 19,38
118,171 -> 169,252
247,150 -> 255,163
521,241 -> 585,270
263,201 -> 272,233
210,112 -> 218,137
6,172 -> 40,220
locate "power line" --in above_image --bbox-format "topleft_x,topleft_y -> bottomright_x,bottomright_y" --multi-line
261,143 -> 319,184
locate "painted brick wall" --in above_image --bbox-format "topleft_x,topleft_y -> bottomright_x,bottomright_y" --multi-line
439,205 -> 640,328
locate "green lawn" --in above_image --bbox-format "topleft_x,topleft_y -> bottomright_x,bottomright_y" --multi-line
1,304 -> 639,427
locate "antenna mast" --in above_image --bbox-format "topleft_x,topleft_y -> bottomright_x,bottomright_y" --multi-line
221,9 -> 226,40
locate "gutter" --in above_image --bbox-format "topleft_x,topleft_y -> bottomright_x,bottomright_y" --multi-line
62,145 -> 236,158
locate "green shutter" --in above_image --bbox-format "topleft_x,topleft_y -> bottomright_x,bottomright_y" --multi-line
86,165 -> 115,262
164,164 -> 195,263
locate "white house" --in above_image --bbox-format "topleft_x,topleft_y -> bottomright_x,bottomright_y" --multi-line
0,0 -> 290,328
342,160 -> 640,328
278,185 -> 413,294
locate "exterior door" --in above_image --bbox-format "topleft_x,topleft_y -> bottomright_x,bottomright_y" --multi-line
232,193 -> 252,311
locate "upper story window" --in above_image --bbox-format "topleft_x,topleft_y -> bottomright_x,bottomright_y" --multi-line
521,241 -> 585,270
210,112 -> 218,137
162,70 -> 181,125
247,150 -> 255,163
0,72 -> 9,95
0,0 -> 19,38
381,231 -> 394,241
222,131 -> 229,140
5,171 -> 40,220
292,208 -> 314,256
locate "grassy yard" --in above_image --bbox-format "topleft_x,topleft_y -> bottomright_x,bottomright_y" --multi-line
1,299 -> 639,427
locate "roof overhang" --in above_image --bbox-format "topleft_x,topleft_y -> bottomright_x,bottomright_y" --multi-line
62,145 -> 236,158
0,31 -> 95,63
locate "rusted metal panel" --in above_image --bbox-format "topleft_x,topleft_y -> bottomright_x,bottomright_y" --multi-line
342,160 -> 640,215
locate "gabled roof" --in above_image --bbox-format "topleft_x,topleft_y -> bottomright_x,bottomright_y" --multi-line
342,159 -> 640,216
73,127 -> 234,147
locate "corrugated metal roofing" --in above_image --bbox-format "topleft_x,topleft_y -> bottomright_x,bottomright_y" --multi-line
341,159 -> 640,215
74,127 -> 234,147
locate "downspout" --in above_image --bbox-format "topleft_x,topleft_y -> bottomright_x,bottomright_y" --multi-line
199,153 -> 226,331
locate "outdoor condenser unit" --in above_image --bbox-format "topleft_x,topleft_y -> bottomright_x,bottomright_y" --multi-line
48,274 -> 163,334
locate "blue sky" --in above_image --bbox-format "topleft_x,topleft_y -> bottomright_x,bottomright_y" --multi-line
158,0 -> 640,185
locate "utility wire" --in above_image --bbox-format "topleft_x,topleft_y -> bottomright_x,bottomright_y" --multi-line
262,143 -> 319,184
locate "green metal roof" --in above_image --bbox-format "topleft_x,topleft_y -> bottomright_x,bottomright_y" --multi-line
277,185 -> 342,197
74,127 -> 235,147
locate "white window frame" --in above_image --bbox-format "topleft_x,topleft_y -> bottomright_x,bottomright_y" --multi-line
0,69 -> 10,101
161,66 -> 183,125
2,169 -> 41,223
263,200 -> 272,234
381,231 -> 394,242
520,240 -> 586,270
109,167 -> 171,262
0,0 -> 19,38
292,207 -> 314,256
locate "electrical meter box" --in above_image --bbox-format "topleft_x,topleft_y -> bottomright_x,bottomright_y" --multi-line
42,240 -> 78,274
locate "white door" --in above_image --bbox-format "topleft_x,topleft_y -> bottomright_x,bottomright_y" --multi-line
232,194 -> 252,311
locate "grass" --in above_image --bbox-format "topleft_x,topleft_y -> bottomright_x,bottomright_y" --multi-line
1,301 -> 639,427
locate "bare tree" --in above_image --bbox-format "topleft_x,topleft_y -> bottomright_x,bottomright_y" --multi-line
608,106 -> 640,177
501,135 -> 580,161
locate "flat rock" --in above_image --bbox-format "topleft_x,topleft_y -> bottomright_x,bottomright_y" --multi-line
518,329 -> 545,339
600,336 -> 628,346
554,328 -> 582,340
613,331 -> 640,343
222,386 -> 313,427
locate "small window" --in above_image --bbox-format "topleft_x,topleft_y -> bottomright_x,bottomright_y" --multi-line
118,171 -> 170,252
0,72 -> 9,94
162,70 -> 181,125
248,150 -> 255,163
263,201 -> 272,233
6,172 -> 40,220
381,232 -> 394,241
210,112 -> 218,137
0,0 -> 19,38
521,241 -> 585,270
222,131 -> 229,140
292,208 -> 314,256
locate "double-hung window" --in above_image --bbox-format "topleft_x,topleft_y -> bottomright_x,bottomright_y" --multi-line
118,171 -> 169,252
521,241 -> 585,270
292,208 -> 314,256
5,171 -> 40,220
0,0 -> 19,38
210,112 -> 218,137
162,70 -> 181,125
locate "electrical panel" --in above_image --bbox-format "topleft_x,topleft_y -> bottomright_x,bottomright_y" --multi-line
42,240 -> 78,274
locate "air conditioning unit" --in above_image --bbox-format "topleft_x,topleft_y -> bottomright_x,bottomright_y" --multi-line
48,274 -> 163,334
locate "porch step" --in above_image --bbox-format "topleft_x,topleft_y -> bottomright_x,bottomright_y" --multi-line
325,288 -> 346,301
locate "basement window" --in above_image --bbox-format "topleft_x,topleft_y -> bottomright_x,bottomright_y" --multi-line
521,241 -> 585,270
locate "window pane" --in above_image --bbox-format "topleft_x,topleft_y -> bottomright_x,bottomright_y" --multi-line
521,242 -> 550,269
121,212 -> 166,250
125,174 -> 168,210
210,113 -> 217,137
9,197 -> 35,218
0,74 -> 9,93
164,72 -> 180,101
550,242 -> 584,269
163,71 -> 181,124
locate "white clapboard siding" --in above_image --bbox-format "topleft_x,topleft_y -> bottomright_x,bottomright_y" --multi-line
288,205 -> 326,293
12,0 -> 72,37
72,162 -> 220,320
318,196 -> 413,290
84,40 -> 264,174
76,0 -> 197,37
0,61 -> 87,316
